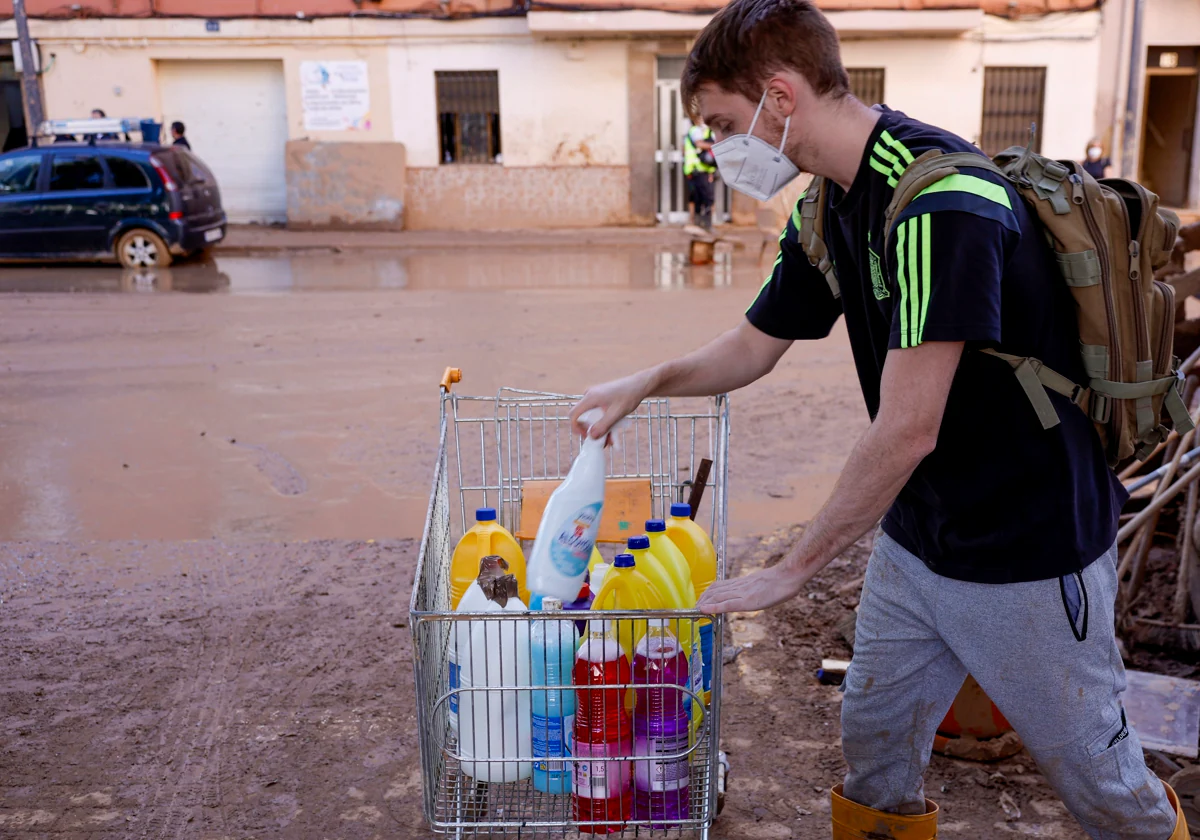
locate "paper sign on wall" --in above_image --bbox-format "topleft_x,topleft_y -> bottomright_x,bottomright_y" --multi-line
300,60 -> 371,131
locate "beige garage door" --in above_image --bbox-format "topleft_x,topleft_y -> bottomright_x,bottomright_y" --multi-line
157,60 -> 288,224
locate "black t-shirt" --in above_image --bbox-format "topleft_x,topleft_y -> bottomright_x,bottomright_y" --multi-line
747,107 -> 1126,584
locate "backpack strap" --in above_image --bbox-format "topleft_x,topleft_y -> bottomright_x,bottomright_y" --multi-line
983,350 -> 1196,438
883,150 -> 1007,242
797,176 -> 840,299
981,349 -> 1088,430
1090,371 -> 1195,435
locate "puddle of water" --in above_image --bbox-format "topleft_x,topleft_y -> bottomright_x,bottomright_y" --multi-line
0,245 -> 764,294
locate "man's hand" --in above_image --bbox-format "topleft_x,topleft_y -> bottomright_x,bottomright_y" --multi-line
570,320 -> 793,439
570,370 -> 655,439
698,559 -> 815,614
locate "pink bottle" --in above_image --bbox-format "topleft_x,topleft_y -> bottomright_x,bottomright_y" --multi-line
573,624 -> 632,834
632,627 -> 691,827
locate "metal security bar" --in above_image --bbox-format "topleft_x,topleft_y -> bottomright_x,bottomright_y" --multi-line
436,70 -> 502,164
981,66 -> 1046,156
847,68 -> 885,107
411,384 -> 729,837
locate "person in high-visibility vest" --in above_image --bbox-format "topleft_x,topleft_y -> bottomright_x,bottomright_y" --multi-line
683,122 -> 716,230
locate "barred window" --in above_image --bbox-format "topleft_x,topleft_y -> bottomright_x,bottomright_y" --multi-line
435,70 -> 502,165
847,68 -> 885,107
981,67 -> 1046,156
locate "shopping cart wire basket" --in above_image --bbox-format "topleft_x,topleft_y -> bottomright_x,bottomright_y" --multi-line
410,368 -> 729,838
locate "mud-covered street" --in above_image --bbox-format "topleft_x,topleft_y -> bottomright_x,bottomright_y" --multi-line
0,240 -> 1092,838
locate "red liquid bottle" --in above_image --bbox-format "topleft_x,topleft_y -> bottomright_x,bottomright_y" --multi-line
572,622 -> 632,834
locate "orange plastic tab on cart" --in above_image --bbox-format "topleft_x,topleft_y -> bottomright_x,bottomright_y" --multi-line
517,477 -> 652,543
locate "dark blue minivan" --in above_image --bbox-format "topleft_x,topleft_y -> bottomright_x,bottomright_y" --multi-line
0,143 -> 226,267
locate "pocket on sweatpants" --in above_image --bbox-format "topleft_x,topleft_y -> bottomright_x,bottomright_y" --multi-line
1086,709 -> 1162,819
1059,572 -> 1089,642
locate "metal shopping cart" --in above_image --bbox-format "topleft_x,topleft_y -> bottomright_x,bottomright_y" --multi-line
410,369 -> 729,838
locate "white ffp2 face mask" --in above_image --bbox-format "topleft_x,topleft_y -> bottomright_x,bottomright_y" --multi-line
711,90 -> 801,202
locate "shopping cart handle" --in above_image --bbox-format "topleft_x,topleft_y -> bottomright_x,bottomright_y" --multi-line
440,367 -> 462,393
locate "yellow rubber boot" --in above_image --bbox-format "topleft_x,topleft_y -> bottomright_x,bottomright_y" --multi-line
1165,780 -> 1191,840
831,785 -> 938,840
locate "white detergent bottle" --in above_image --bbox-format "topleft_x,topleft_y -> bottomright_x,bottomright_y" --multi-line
527,408 -> 608,602
458,572 -> 532,782
449,554 -> 509,734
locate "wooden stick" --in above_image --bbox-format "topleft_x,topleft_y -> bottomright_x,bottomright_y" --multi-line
1120,444 -> 1167,481
1181,344 -> 1200,378
1133,616 -> 1200,631
1174,480 -> 1198,623
1119,427 -> 1196,587
1117,459 -> 1200,544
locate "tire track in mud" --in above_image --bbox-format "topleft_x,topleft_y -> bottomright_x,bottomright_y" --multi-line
139,552 -> 262,839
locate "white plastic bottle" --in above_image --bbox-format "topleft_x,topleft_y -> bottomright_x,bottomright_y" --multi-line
449,556 -> 506,734
527,408 -> 608,602
458,574 -> 533,782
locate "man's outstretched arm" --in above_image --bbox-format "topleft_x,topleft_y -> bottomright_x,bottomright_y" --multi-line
699,339 -> 964,614
569,318 -> 792,438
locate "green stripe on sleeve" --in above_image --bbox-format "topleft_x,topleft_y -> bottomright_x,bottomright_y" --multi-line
896,219 -> 909,344
915,173 -> 1012,209
880,129 -> 915,164
918,214 -> 932,344
907,217 -> 919,348
791,197 -> 804,231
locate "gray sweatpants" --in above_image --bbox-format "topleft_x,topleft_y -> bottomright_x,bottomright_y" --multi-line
842,531 -> 1176,840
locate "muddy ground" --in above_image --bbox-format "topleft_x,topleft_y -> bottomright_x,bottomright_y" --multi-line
2,531 -> 1109,840
0,241 -> 1184,838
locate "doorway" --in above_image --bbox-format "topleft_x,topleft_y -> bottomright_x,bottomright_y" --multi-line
156,60 -> 289,223
654,57 -> 731,225
1139,55 -> 1199,208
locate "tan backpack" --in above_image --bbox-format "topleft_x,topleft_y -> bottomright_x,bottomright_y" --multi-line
798,145 -> 1194,465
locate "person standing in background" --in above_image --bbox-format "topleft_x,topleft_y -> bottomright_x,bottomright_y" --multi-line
171,121 -> 191,150
1083,138 -> 1110,179
91,109 -> 121,141
683,122 -> 717,229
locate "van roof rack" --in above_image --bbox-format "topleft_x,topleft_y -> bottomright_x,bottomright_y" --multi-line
37,118 -> 159,143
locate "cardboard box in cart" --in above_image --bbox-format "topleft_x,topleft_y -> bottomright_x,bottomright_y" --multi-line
408,369 -> 730,838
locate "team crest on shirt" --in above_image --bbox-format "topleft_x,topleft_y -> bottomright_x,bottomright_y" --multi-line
868,246 -> 889,300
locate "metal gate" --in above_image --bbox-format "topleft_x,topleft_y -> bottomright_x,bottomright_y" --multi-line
654,73 -> 732,226
981,66 -> 1046,156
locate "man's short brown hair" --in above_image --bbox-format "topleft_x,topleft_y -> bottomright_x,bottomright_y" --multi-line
681,0 -> 850,118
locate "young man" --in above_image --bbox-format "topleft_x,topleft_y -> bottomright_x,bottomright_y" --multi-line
569,0 -> 1188,837
171,121 -> 191,150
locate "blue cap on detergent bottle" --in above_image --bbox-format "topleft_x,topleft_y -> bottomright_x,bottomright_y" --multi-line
670,503 -> 691,518
613,553 -> 636,568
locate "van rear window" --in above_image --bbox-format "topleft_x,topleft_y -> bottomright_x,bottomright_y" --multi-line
173,149 -> 213,185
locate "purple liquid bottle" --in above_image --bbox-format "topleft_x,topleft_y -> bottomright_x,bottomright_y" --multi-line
564,577 -> 595,635
631,626 -> 690,827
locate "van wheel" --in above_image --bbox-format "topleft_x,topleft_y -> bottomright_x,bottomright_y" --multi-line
116,229 -> 171,268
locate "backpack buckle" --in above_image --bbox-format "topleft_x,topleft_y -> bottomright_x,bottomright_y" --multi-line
1042,160 -> 1069,182
1090,392 -> 1112,424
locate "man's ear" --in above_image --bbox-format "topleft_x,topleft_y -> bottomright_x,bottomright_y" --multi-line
764,75 -> 799,121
